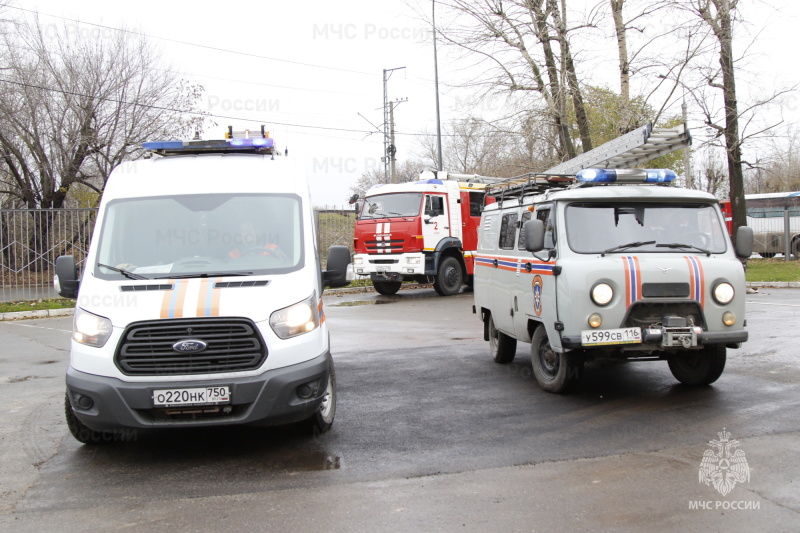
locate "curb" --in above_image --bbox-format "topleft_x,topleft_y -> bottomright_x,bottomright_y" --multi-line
0,307 -> 74,321
747,281 -> 800,289
1,282 -> 796,321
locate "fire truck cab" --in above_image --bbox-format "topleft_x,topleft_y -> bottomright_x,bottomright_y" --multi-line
474,168 -> 754,393
352,171 -> 496,296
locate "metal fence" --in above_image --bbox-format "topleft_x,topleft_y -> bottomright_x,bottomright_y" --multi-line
1,206 -> 356,302
1,209 -> 97,301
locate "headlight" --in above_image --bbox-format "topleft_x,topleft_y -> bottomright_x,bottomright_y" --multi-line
353,257 -> 363,265
73,307 -> 112,347
270,294 -> 320,339
713,282 -> 735,305
591,283 -> 613,306
406,257 -> 420,264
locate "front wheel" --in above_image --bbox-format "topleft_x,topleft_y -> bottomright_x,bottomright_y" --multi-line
668,345 -> 726,385
433,256 -> 463,296
531,326 -> 583,393
64,393 -> 120,444
373,280 -> 402,295
302,363 -> 337,434
488,315 -> 516,363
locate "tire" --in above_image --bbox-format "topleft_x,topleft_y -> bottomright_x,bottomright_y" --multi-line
760,252 -> 776,259
373,280 -> 401,295
792,238 -> 800,259
531,326 -> 583,393
302,363 -> 337,434
433,256 -> 463,296
488,315 -> 516,363
668,345 -> 726,385
64,393 -> 116,445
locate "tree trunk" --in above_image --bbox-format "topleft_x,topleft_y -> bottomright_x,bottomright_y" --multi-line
611,0 -> 632,134
548,0 -> 593,153
699,0 -> 745,238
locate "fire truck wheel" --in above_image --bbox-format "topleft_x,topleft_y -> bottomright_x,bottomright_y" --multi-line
668,345 -> 726,385
531,326 -> 583,393
488,316 -> 516,363
373,281 -> 402,295
433,256 -> 463,296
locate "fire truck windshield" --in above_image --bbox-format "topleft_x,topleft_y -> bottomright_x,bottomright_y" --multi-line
359,192 -> 422,219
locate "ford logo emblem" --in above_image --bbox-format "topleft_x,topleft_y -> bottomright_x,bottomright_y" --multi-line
172,339 -> 208,353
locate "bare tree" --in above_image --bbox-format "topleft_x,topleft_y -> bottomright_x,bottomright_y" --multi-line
0,14 -> 206,209
432,0 -> 596,161
348,159 -> 428,200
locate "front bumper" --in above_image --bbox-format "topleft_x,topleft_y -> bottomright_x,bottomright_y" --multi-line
561,329 -> 748,350
353,253 -> 425,277
66,351 -> 332,431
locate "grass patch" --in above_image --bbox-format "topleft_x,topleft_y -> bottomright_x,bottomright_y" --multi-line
746,258 -> 800,283
0,298 -> 75,313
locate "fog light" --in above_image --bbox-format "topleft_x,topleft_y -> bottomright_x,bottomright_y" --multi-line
73,393 -> 94,410
588,313 -> 603,328
297,379 -> 322,399
722,311 -> 736,326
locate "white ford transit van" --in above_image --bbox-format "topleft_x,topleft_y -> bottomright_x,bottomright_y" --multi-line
55,134 -> 350,443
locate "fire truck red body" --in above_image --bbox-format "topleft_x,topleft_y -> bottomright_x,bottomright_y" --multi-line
352,171 -> 495,296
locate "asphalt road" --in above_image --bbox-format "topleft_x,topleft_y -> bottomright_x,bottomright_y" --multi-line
0,287 -> 798,532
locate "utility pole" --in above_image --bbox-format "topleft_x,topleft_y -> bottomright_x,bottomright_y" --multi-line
387,99 -> 407,183
383,67 -> 405,181
683,99 -> 692,189
390,103 -> 397,183
432,0 -> 443,172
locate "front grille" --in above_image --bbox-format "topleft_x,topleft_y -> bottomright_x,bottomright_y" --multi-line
642,283 -> 690,298
622,302 -> 705,329
365,239 -> 404,252
369,259 -> 399,264
115,318 -> 266,376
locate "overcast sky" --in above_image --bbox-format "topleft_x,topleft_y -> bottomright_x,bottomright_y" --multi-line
20,0 -> 800,206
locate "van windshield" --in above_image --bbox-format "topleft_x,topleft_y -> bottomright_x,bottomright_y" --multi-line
95,194 -> 304,279
359,193 -> 422,219
565,203 -> 728,255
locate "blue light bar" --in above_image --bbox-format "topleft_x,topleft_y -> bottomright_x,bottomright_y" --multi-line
576,168 -> 676,184
414,179 -> 443,185
143,138 -> 275,153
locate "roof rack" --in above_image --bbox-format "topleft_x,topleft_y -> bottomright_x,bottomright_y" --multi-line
486,173 -> 576,203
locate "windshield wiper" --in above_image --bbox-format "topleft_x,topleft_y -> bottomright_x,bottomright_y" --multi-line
154,271 -> 254,280
97,263 -> 149,280
601,241 -> 656,256
656,242 -> 711,256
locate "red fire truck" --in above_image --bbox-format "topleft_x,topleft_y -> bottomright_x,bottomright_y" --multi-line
352,171 -> 500,296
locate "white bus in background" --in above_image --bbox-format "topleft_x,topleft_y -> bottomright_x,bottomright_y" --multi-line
721,191 -> 800,258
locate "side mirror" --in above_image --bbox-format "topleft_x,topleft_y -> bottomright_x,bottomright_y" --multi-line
55,255 -> 80,298
523,219 -> 545,252
323,245 -> 351,288
735,226 -> 754,259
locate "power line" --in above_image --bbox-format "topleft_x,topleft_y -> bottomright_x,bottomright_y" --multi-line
9,5 -> 378,77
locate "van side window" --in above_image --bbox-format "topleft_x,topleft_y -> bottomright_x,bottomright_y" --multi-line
517,211 -> 532,249
537,208 -> 556,249
499,213 -> 518,250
